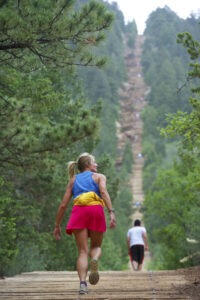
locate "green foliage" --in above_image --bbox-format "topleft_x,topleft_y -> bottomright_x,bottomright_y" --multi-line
0,72 -> 100,170
0,177 -> 18,276
121,141 -> 134,174
141,8 -> 200,195
100,233 -> 124,270
78,1 -> 127,158
125,20 -> 137,48
0,0 -> 134,276
144,164 -> 200,269
0,0 -> 114,70
143,19 -> 200,268
0,0 -> 123,276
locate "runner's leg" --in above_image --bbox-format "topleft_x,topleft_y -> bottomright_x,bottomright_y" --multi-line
88,230 -> 104,285
130,245 -> 139,271
89,230 -> 103,259
132,260 -> 138,271
137,245 -> 144,271
73,229 -> 89,282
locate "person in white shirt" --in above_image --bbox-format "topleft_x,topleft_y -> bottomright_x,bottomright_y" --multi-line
127,219 -> 148,271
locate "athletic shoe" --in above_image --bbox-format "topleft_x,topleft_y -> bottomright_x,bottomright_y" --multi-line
79,283 -> 88,294
89,258 -> 99,285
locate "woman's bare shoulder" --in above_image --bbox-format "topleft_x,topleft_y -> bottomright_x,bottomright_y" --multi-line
93,172 -> 106,183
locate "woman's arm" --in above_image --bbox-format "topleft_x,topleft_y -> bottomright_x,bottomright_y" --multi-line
54,178 -> 74,240
96,173 -> 116,229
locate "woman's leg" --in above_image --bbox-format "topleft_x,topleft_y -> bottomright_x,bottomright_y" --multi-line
89,230 -> 104,260
88,230 -> 104,285
73,229 -> 89,282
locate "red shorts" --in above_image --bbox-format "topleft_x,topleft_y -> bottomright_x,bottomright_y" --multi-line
66,205 -> 106,235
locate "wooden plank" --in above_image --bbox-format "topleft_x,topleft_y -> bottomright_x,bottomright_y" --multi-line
0,270 -> 190,299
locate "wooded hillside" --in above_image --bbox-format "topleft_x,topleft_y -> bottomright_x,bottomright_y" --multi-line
0,0 -> 137,277
1,1 -> 200,278
141,7 -> 200,270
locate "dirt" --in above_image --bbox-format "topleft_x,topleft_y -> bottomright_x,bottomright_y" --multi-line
176,266 -> 200,299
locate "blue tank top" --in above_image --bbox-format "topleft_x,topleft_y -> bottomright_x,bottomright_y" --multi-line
72,171 -> 101,199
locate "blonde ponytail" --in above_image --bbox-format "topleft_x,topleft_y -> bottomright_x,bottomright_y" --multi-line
67,161 -> 77,178
67,153 -> 95,178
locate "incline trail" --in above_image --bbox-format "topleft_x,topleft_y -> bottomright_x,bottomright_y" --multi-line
116,35 -> 151,270
0,36 -> 200,300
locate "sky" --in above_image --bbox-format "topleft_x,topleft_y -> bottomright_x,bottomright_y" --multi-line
107,0 -> 200,34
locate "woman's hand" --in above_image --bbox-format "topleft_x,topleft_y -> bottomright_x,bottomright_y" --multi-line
54,226 -> 61,240
109,212 -> 116,229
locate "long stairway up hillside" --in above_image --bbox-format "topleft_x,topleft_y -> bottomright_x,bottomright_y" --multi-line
117,35 -> 151,270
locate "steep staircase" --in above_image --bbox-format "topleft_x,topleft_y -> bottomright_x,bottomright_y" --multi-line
117,35 -> 151,270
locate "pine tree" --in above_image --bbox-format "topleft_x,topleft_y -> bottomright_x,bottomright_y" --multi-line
0,0 -> 114,275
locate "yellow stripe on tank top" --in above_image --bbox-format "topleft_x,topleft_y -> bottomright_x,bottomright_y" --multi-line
73,191 -> 105,207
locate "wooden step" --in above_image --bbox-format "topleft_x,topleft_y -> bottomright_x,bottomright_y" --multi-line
0,270 -> 191,299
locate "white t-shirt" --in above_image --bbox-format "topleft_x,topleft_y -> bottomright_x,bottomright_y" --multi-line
127,226 -> 146,247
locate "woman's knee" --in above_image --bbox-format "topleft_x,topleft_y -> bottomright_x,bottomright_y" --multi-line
78,247 -> 89,256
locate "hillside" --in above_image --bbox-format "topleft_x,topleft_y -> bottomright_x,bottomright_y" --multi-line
1,30 -> 200,300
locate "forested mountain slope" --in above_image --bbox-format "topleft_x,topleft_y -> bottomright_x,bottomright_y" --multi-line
0,0 -> 137,277
141,7 -> 200,270
1,0 -> 200,280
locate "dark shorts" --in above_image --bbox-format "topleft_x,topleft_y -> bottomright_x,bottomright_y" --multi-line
130,245 -> 144,264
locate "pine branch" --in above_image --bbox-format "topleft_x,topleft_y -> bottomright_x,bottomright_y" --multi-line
0,42 -> 28,50
49,3 -> 69,29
